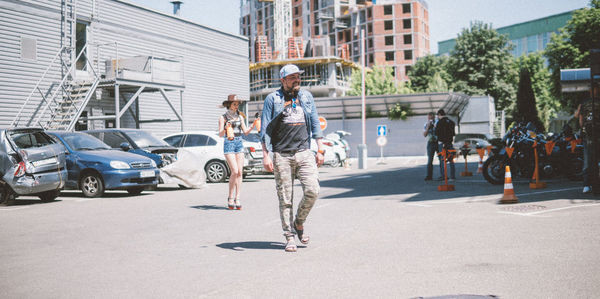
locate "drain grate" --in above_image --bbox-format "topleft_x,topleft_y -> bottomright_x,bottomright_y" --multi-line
501,204 -> 546,213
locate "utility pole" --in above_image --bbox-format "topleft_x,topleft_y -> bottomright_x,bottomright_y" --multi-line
590,49 -> 600,194
358,28 -> 368,169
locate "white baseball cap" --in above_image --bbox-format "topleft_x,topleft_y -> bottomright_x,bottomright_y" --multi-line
280,64 -> 304,78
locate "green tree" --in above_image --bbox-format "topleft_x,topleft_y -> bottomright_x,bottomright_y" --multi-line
545,0 -> 600,107
407,55 -> 451,92
447,21 -> 518,110
514,53 -> 560,129
348,65 -> 413,96
514,67 -> 545,131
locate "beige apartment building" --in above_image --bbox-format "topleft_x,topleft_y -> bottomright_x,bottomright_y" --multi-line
240,0 -> 429,82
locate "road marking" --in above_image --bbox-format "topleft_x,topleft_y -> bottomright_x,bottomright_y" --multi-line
406,203 -> 432,207
498,203 -> 600,217
516,187 -> 579,197
0,206 -> 30,211
339,175 -> 372,181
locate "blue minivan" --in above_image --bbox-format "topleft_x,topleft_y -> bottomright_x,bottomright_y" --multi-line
48,131 -> 160,197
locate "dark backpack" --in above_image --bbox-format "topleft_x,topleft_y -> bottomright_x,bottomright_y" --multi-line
436,117 -> 455,144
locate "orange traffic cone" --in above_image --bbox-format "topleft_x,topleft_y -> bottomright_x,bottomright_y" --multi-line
499,165 -> 518,204
476,148 -> 485,173
438,149 -> 455,191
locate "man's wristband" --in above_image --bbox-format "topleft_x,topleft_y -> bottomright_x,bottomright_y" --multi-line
317,149 -> 326,155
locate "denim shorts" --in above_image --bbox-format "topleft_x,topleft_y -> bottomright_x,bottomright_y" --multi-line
224,136 -> 243,154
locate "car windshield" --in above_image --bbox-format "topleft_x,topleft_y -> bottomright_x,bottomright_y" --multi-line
125,130 -> 169,148
241,133 -> 261,143
62,133 -> 111,151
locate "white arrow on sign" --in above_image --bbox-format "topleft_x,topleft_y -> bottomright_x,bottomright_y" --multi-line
379,126 -> 385,136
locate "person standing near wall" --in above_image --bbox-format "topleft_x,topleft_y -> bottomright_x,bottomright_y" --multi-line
423,112 -> 438,181
260,64 -> 325,252
435,109 -> 456,181
218,94 -> 256,210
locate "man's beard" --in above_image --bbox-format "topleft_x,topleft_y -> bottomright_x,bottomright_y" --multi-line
283,84 -> 300,99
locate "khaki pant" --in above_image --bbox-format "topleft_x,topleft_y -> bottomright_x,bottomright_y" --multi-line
273,150 -> 320,237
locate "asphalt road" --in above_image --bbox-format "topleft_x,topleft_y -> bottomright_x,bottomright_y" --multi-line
1,157 -> 599,299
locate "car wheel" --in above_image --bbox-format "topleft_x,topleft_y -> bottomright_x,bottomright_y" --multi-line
80,172 -> 105,197
334,154 -> 343,167
126,187 -> 145,195
205,160 -> 228,183
0,182 -> 16,206
39,189 -> 60,202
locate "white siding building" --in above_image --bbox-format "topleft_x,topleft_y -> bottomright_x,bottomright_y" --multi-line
1,0 -> 249,136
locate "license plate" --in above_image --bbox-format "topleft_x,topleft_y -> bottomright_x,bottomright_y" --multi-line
31,157 -> 58,167
253,151 -> 263,158
140,170 -> 155,178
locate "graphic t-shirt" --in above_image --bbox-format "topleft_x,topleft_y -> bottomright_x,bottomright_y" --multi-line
272,100 -> 309,152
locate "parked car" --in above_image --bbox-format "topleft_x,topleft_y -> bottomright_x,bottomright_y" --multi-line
48,131 -> 160,197
454,133 -> 495,143
84,129 -> 178,168
0,128 -> 67,205
310,138 -> 347,167
162,131 -> 264,183
453,138 -> 492,155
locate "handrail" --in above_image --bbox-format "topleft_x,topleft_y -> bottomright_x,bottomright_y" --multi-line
33,44 -> 90,127
11,46 -> 68,127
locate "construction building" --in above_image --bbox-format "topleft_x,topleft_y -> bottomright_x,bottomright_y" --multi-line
240,0 -> 430,94
1,0 -> 248,136
437,10 -> 575,57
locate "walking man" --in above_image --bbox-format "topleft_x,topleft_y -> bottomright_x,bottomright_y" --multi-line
435,109 -> 456,181
260,64 -> 325,252
423,112 -> 437,180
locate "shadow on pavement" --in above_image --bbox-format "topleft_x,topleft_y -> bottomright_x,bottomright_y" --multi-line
319,162 -> 589,203
216,241 -> 285,251
190,205 -> 229,210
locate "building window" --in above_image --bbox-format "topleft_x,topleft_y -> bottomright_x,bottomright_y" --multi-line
403,19 -> 411,29
385,36 -> 394,46
314,26 -> 319,35
402,3 -> 411,13
391,66 -> 396,77
368,24 -> 373,33
527,35 -> 537,53
385,51 -> 394,61
404,34 -> 412,44
384,20 -> 393,31
295,19 -> 299,26
368,38 -> 373,48
369,54 -> 374,64
404,50 -> 413,60
384,5 -> 393,15
367,7 -> 372,18
294,6 -> 299,15
405,65 -> 413,75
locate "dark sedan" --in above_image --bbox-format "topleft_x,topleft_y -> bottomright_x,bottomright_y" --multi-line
49,131 -> 160,197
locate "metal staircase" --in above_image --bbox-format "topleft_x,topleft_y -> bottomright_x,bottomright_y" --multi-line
11,0 -> 101,131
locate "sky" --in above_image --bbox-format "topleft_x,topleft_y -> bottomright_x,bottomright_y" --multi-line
129,0 -> 590,54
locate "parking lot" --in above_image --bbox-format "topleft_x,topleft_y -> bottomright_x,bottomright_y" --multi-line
1,157 -> 599,298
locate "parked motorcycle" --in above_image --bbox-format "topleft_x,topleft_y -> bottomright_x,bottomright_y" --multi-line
482,123 -> 583,185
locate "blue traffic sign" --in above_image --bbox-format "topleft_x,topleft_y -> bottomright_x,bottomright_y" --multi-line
377,125 -> 387,136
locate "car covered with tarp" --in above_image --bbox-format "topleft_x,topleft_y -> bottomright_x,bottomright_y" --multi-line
0,128 -> 67,205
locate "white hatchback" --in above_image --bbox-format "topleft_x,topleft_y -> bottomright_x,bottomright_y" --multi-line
162,131 -> 263,183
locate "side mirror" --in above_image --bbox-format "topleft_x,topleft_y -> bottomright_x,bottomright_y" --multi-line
119,142 -> 132,151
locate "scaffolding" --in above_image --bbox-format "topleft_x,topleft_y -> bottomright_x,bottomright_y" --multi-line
273,0 -> 292,60
255,35 -> 273,62
287,37 -> 303,59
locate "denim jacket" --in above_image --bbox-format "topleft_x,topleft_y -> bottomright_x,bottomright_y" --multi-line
260,89 -> 324,152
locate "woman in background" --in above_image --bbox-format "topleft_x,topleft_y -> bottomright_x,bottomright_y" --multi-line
218,94 -> 255,210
